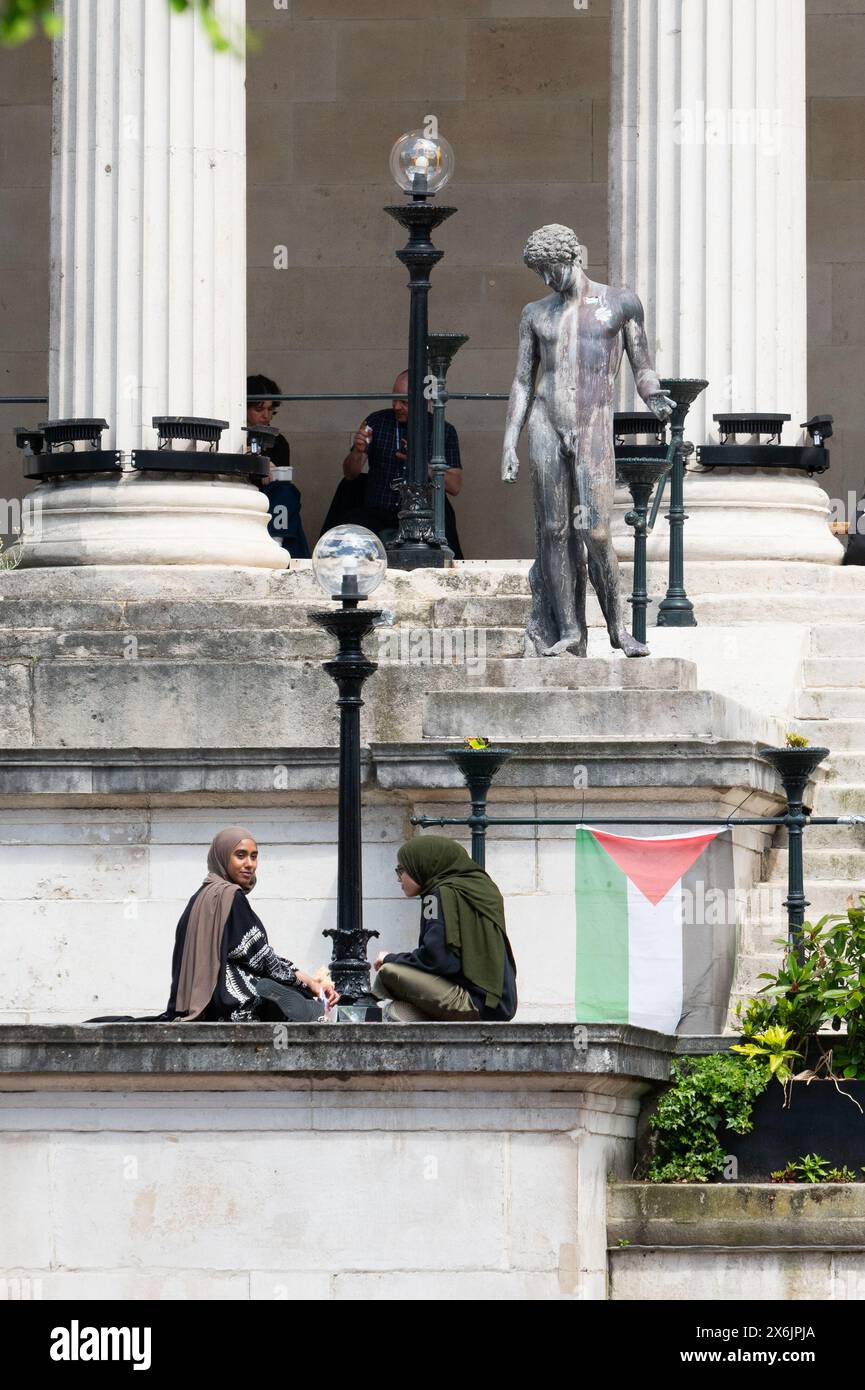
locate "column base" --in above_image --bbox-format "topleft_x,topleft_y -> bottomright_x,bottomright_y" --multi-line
613,470 -> 844,565
19,473 -> 288,569
386,541 -> 452,571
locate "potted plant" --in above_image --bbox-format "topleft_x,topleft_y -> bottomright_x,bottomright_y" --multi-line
721,895 -> 865,1177
759,732 -> 829,811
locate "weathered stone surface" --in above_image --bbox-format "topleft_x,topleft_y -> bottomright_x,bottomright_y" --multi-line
0,663 -> 32,748
609,1247 -> 854,1301
0,1022 -> 676,1086
423,688 -> 781,744
609,1181 -> 865,1247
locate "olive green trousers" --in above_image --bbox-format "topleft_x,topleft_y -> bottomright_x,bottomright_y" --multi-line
372,961 -> 480,1022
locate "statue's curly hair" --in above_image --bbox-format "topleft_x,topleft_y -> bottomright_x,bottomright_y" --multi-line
523,224 -> 584,270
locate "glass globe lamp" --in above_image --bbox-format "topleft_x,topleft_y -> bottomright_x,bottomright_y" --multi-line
389,130 -> 454,196
312,525 -> 387,604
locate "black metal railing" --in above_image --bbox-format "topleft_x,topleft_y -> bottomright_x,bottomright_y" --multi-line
413,745 -> 846,961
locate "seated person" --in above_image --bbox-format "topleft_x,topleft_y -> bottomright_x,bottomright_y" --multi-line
843,490 -> 865,565
335,369 -> 464,558
247,373 -> 310,559
166,826 -> 339,1022
373,836 -> 517,1022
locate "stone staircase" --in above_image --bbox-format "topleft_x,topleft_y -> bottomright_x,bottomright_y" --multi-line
729,622 -> 865,1017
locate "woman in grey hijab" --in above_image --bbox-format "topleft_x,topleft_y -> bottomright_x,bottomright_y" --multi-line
166,826 -> 339,1022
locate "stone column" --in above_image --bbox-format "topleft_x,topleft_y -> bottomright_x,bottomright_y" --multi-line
23,0 -> 285,568
609,0 -> 842,564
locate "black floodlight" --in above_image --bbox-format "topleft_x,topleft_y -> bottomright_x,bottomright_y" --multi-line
713,412 -> 790,444
243,424 -> 280,456
14,426 -> 44,455
17,418 -> 120,480
801,414 -> 834,445
40,417 -> 108,451
152,416 -> 228,451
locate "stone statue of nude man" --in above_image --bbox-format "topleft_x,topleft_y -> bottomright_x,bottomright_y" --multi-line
502,224 -> 675,657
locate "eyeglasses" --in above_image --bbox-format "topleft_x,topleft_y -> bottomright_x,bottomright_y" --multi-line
394,866 -> 405,878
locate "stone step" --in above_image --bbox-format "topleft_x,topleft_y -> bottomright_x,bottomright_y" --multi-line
729,953 -> 788,998
802,657 -> 865,688
822,756 -> 865,784
765,847 -> 865,880
803,816 -> 865,847
810,625 -> 865,657
5,559 -> 865,604
791,719 -> 865,752
742,879 -> 864,920
422,687 -> 778,743
796,689 -> 865,719
0,617 -> 698,689
468,656 -> 696,691
0,588 -> 860,639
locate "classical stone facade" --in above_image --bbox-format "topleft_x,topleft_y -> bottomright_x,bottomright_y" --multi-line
2,1 -> 865,556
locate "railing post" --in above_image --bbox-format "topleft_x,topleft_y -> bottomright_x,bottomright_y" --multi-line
656,378 -> 707,629
618,455 -> 674,644
760,745 -> 830,960
446,747 -> 514,868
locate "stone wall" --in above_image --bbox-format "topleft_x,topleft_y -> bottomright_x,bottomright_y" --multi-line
609,1181 -> 865,1299
0,1025 -> 666,1301
807,0 -> 865,528
0,33 -> 50,542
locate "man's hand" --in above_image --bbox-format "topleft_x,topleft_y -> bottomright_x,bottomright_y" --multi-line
646,392 -> 676,422
502,447 -> 520,483
351,424 -> 372,455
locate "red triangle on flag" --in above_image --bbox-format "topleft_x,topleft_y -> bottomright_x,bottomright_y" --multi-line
590,829 -> 719,906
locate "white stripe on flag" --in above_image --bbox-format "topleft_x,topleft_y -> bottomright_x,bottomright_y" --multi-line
626,877 -> 683,1033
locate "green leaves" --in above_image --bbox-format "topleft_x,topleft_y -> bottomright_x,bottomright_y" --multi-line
737,894 -> 865,1083
730,1026 -> 800,1085
0,1 -> 243,50
771,1154 -> 863,1184
0,0 -> 57,45
647,1053 -> 770,1183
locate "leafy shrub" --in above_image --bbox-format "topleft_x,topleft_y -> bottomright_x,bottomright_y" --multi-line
736,895 -> 865,1081
647,1052 -> 770,1183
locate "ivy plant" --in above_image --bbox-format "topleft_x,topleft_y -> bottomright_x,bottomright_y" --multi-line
647,1052 -> 770,1183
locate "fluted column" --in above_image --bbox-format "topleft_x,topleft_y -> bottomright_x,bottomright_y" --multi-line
609,0 -> 842,564
23,0 -> 285,568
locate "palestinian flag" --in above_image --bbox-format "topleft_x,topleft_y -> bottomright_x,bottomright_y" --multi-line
574,826 -> 735,1034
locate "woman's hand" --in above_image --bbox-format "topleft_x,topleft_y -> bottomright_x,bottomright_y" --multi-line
297,969 -> 340,1008
373,952 -> 387,971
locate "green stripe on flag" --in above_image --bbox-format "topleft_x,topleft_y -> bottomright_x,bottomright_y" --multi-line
575,827 -> 629,1023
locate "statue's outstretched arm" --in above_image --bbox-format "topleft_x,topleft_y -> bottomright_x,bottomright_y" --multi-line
502,307 -> 538,481
622,293 -> 674,420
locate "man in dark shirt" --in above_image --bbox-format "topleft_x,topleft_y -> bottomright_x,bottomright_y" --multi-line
340,369 -> 464,558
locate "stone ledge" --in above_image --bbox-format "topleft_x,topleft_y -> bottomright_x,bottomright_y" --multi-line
0,1022 -> 676,1092
609,1181 -> 865,1248
0,740 -> 785,804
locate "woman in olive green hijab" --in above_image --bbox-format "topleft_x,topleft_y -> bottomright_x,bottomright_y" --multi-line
373,836 -> 518,1023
